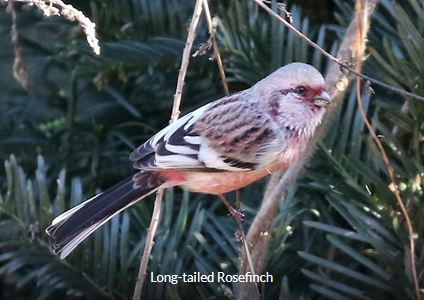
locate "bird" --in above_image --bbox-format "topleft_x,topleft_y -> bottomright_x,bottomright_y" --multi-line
46,62 -> 331,259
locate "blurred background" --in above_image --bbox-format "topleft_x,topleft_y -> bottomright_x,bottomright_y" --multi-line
1,0 -> 424,299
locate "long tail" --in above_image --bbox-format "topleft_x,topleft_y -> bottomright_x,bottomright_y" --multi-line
46,175 -> 159,259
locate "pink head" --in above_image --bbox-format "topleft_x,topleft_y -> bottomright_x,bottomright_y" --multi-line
253,62 -> 331,137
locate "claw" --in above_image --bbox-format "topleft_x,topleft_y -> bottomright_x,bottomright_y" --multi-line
228,208 -> 244,223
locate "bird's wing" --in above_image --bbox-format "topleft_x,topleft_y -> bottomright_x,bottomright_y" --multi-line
130,92 -> 276,172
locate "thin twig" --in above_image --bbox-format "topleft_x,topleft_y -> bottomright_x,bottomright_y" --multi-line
201,0 -> 229,96
252,0 -> 424,102
253,0 -> 334,61
237,226 -> 260,299
132,1 -> 204,299
354,2 -> 420,299
132,189 -> 164,300
235,191 -> 260,299
170,0 -> 204,123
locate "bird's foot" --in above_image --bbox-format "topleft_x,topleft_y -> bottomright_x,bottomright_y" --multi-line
228,208 -> 245,223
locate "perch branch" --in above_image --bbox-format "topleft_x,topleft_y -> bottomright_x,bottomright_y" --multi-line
170,0 -> 204,123
132,1 -> 204,299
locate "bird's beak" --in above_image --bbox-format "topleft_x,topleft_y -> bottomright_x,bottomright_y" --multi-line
313,91 -> 331,107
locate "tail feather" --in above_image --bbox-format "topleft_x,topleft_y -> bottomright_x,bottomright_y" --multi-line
46,175 -> 159,259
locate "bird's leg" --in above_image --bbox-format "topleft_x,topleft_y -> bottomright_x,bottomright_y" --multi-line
218,194 -> 244,223
235,189 -> 245,216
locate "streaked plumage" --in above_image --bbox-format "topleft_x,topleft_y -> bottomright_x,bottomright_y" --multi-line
46,62 -> 331,258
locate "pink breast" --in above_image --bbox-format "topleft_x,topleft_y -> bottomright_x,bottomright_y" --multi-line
176,169 -> 271,194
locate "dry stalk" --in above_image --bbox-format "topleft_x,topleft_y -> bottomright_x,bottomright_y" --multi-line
354,1 -> 419,299
132,1 -> 204,299
132,189 -> 164,300
170,0 -> 204,123
201,0 -> 229,96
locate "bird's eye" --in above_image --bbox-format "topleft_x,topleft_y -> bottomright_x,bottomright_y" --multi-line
294,86 -> 307,95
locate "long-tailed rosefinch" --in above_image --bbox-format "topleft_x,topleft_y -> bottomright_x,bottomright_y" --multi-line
46,62 -> 331,258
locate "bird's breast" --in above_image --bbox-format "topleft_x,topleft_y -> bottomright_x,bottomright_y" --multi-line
178,169 -> 271,194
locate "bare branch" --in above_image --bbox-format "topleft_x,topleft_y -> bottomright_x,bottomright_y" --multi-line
201,0 -> 229,95
354,2 -> 419,299
133,1 -> 204,298
170,0 -> 204,123
132,189 -> 164,300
